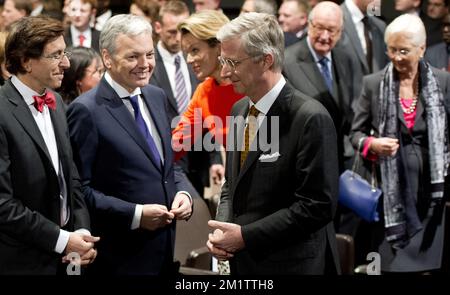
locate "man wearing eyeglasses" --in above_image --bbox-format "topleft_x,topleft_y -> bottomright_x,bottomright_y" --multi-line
284,1 -> 355,174
207,12 -> 340,275
0,16 -> 99,274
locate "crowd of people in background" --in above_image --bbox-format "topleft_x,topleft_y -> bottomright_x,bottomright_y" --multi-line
0,0 -> 450,276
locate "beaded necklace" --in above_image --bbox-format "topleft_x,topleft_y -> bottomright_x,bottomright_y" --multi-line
399,76 -> 419,114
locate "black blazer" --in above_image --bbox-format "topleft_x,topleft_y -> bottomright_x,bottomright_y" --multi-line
283,38 -> 355,169
339,3 -> 389,99
64,27 -> 101,53
0,79 -> 90,274
67,78 -> 192,275
216,83 -> 340,274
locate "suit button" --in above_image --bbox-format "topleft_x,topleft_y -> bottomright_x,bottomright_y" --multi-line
164,180 -> 168,184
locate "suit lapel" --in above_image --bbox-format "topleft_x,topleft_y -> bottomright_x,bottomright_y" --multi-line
235,86 -> 288,186
295,40 -> 331,95
332,50 -> 351,115
342,6 -> 369,73
99,80 -> 162,172
154,48 -> 178,113
4,81 -> 53,166
141,90 -> 169,175
231,101 -> 249,184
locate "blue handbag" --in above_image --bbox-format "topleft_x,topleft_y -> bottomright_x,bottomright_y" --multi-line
338,138 -> 381,222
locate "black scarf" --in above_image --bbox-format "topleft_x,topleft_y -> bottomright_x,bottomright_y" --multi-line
378,60 -> 449,248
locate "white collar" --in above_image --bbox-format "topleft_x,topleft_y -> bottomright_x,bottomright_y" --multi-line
104,72 -> 142,99
307,37 -> 332,63
157,41 -> 182,63
249,76 -> 286,115
345,0 -> 365,23
11,75 -> 46,106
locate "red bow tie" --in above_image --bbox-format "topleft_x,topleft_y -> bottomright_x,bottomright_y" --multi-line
33,91 -> 56,112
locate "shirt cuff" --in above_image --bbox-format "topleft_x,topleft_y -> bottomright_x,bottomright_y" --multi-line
54,229 -> 70,254
176,191 -> 192,204
362,136 -> 378,162
131,204 -> 143,230
74,228 -> 91,236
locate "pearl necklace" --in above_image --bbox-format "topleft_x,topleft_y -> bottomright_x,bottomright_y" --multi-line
399,76 -> 419,114
400,96 -> 418,114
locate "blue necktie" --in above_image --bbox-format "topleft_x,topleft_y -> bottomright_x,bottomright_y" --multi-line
128,95 -> 162,168
319,57 -> 332,93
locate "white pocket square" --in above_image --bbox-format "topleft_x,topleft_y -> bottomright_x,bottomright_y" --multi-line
258,151 -> 281,162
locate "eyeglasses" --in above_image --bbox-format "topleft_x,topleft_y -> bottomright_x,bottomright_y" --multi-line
386,47 -> 413,58
309,21 -> 341,36
218,55 -> 255,71
42,51 -> 73,62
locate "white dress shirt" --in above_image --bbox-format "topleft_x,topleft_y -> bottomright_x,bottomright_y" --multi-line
157,41 -> 192,99
104,72 -> 190,229
70,25 -> 92,48
345,0 -> 369,55
11,76 -> 90,254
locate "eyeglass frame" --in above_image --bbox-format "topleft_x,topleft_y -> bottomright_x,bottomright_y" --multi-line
218,55 -> 261,71
42,50 -> 73,62
385,47 -> 415,58
308,20 -> 341,36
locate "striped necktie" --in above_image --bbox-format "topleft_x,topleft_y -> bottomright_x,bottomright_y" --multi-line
174,55 -> 189,114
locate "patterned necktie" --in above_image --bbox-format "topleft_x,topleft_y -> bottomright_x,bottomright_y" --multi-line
362,16 -> 373,73
79,34 -> 86,47
128,95 -> 162,168
240,105 -> 260,168
33,92 -> 56,112
318,57 -> 332,93
174,55 -> 189,114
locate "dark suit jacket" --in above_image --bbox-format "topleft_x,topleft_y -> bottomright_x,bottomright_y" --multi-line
351,66 -> 450,147
350,66 -> 450,271
0,79 -> 90,274
150,47 -> 221,193
216,83 -> 340,274
283,38 -> 355,169
67,78 -> 191,275
64,27 -> 101,53
425,42 -> 449,70
339,4 -> 389,98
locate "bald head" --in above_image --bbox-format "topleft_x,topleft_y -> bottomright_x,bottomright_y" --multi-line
309,1 -> 343,27
308,1 -> 343,56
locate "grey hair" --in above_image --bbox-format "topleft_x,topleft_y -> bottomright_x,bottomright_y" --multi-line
254,0 -> 277,15
384,14 -> 426,47
216,12 -> 284,71
100,14 -> 153,54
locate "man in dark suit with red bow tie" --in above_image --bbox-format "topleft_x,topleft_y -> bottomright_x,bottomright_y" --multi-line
0,16 -> 98,275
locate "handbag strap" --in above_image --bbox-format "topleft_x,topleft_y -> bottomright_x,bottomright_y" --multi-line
353,136 -> 378,190
351,136 -> 366,173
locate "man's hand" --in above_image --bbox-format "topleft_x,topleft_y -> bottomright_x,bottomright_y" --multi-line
206,220 -> 245,260
210,164 -> 225,185
140,204 -> 174,231
170,193 -> 192,220
63,233 -> 99,265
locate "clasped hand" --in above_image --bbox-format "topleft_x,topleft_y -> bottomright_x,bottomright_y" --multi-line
63,233 -> 100,266
140,193 -> 192,231
206,220 -> 245,261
